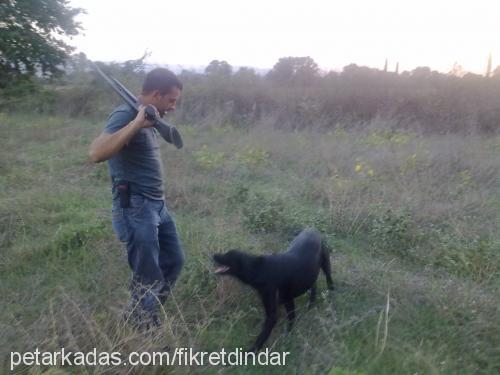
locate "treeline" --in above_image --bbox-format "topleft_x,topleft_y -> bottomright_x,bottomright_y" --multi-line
177,58 -> 500,133
2,54 -> 500,134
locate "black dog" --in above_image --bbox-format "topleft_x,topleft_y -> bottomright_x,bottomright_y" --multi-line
213,228 -> 334,351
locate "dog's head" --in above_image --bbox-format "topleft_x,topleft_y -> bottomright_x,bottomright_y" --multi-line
213,249 -> 260,278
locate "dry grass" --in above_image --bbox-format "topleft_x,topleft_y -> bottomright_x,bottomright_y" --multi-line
1,113 -> 499,374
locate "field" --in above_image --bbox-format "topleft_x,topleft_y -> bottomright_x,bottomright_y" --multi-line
1,112 -> 499,374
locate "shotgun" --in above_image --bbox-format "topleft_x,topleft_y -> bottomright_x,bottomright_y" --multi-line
92,61 -> 183,149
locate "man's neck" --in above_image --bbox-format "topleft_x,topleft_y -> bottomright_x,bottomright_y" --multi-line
137,95 -> 154,106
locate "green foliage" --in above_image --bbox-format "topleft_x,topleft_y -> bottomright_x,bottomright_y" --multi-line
242,190 -> 288,233
43,221 -> 107,260
232,181 -> 333,237
362,129 -> 412,147
227,183 -> 250,206
234,147 -> 269,168
176,60 -> 500,132
0,80 -> 58,113
4,54 -> 500,133
0,210 -> 23,250
433,234 -> 500,281
0,0 -> 83,86
1,112 -> 499,374
233,66 -> 259,84
370,208 -> 421,252
329,368 -> 367,375
0,53 -> 150,115
267,56 -> 320,85
193,145 -> 226,170
286,207 -> 332,235
205,59 -> 232,77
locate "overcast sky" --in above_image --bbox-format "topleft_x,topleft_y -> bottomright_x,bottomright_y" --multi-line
68,0 -> 500,74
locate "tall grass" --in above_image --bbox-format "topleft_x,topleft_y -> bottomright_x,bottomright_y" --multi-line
0,113 -> 499,373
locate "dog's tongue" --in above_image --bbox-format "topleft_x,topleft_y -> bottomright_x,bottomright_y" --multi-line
214,266 -> 230,274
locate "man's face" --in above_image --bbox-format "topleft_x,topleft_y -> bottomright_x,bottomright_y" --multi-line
155,86 -> 181,117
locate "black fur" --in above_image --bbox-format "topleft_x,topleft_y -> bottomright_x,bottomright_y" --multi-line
213,228 -> 334,352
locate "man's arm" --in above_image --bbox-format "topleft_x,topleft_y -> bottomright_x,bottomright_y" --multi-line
89,105 -> 153,163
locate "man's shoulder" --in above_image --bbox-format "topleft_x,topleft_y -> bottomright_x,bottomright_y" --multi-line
108,103 -> 136,118
104,104 -> 136,134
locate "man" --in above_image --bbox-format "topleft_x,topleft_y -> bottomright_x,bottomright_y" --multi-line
89,68 -> 184,328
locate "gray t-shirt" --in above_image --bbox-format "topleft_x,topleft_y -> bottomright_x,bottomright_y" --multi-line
104,104 -> 165,200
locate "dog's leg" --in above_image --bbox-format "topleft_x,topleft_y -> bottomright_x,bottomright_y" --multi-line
320,245 -> 334,291
250,289 -> 278,352
283,298 -> 295,332
308,284 -> 317,308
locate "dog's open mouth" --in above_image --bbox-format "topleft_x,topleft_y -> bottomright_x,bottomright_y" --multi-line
214,265 -> 230,274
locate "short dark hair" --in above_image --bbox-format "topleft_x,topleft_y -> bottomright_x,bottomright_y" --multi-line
142,68 -> 183,95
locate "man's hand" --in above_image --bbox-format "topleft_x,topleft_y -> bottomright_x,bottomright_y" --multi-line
131,105 -> 159,129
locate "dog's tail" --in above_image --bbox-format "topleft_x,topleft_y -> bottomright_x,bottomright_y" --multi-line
320,236 -> 334,291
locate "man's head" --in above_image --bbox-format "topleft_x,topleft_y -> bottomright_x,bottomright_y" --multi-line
142,68 -> 183,117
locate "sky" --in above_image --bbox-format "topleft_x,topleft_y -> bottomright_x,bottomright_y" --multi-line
68,0 -> 500,74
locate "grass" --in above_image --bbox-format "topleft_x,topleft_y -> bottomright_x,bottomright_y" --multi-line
0,112 -> 499,374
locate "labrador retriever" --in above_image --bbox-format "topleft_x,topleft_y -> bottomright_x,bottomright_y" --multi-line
213,228 -> 334,351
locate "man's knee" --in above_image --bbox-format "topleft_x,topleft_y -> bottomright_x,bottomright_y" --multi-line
161,241 -> 185,269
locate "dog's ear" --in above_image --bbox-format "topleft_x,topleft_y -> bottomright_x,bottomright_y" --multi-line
227,248 -> 242,256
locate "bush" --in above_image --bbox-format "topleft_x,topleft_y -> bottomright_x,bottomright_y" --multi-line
242,190 -> 287,233
433,234 -> 500,281
43,221 -> 107,260
234,147 -> 269,168
193,145 -> 226,170
369,208 -> 422,253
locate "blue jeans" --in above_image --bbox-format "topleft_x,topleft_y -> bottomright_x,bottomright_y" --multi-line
111,194 -> 184,320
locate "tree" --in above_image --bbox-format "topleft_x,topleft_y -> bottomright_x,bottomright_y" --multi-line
0,0 -> 83,86
234,66 -> 256,78
233,67 -> 259,84
204,60 -> 232,77
449,62 -> 466,78
411,66 -> 432,79
266,56 -> 319,85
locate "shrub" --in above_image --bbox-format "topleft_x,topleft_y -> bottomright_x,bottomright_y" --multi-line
369,208 -> 422,253
234,147 -> 269,168
433,234 -> 500,281
43,221 -> 107,260
193,145 -> 226,170
242,190 -> 287,233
